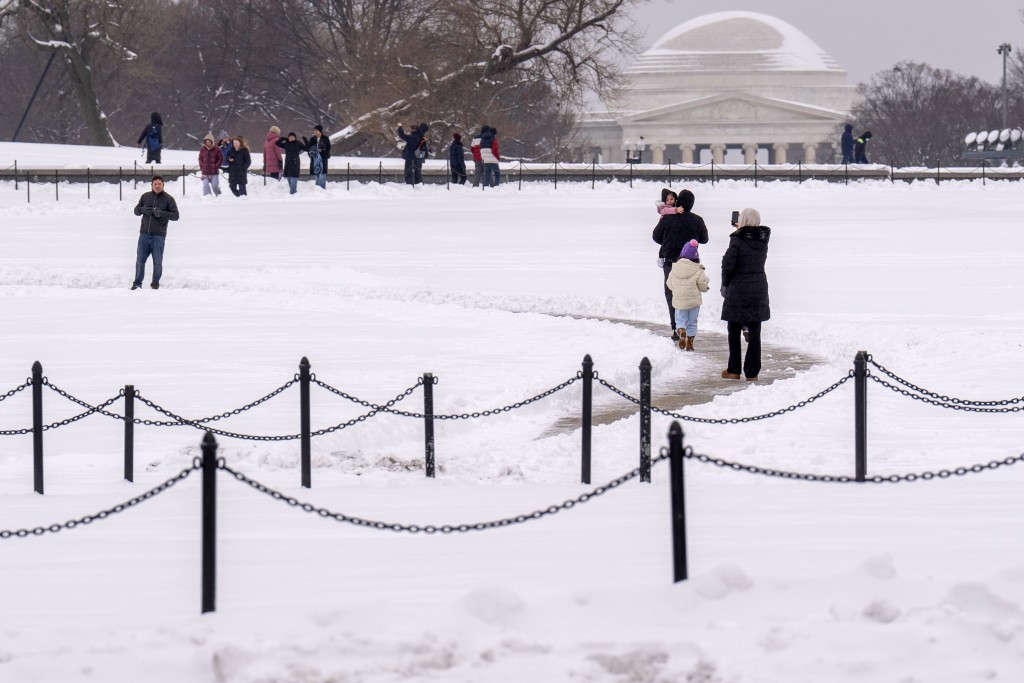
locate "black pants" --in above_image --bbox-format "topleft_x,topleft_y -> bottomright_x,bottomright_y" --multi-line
727,321 -> 762,378
661,260 -> 676,333
230,181 -> 247,196
452,170 -> 467,184
146,149 -> 161,164
404,158 -> 424,185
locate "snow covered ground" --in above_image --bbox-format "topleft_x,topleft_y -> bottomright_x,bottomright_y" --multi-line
1,142 -> 1023,682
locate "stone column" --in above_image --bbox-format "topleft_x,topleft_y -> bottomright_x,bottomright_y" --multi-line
649,144 -> 666,165
803,142 -> 818,164
772,143 -> 789,165
680,143 -> 696,164
742,143 -> 759,164
710,143 -> 726,165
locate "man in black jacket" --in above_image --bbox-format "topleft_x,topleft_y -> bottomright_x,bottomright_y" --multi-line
131,176 -> 180,290
652,189 -> 709,340
398,122 -> 430,185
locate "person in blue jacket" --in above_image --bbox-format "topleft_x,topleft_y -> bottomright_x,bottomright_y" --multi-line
840,123 -> 854,163
136,112 -> 163,164
449,133 -> 467,184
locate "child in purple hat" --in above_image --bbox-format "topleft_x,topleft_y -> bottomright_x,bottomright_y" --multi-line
665,239 -> 710,350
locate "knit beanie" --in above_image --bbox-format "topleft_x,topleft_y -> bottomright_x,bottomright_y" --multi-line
453,133 -> 462,141
679,239 -> 699,262
270,125 -> 281,134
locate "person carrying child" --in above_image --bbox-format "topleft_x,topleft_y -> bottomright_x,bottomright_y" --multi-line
666,239 -> 710,351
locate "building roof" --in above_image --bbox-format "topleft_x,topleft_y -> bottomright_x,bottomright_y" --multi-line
633,11 -> 844,74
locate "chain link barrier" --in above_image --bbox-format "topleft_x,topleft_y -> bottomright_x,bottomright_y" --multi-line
595,373 -> 853,424
314,375 -> 580,420
684,446 -> 1024,484
0,380 -> 125,436
0,379 -> 32,403
220,453 -> 662,533
869,375 -> 1024,413
136,378 -> 298,424
0,462 -> 199,539
867,357 -> 1024,410
311,377 -> 422,417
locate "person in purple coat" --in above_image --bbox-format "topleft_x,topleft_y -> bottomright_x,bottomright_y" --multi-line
263,125 -> 283,180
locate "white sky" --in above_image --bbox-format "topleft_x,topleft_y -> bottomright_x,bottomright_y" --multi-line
627,0 -> 1024,85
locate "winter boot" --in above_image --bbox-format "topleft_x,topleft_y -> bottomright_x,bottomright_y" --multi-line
721,369 -> 741,379
685,334 -> 695,351
676,329 -> 687,350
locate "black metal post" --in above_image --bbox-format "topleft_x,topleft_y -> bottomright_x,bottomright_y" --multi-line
667,421 -> 688,582
591,159 -> 595,189
754,160 -> 758,188
32,361 -> 43,495
378,161 -> 383,185
134,160 -> 138,189
668,159 -> 672,185
446,160 -> 450,190
890,161 -> 894,184
711,160 -> 715,185
518,160 -> 523,191
554,158 -> 558,189
845,161 -> 848,185
27,173 -> 31,203
639,357 -> 651,483
14,161 -> 17,190
936,163 -> 941,186
263,165 -> 266,186
423,373 -> 435,478
347,162 -> 350,191
581,354 -> 593,484
629,161 -> 633,188
982,160 -> 986,186
124,385 -> 134,482
55,170 -> 58,201
201,431 -> 217,614
118,167 -> 122,201
854,350 -> 868,482
182,165 -> 186,195
299,356 -> 311,488
798,160 -> 802,183
87,167 -> 91,199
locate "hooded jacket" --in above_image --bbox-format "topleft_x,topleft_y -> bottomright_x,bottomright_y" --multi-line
840,124 -> 854,159
226,142 -> 252,184
263,130 -> 283,174
399,123 -> 429,162
199,135 -> 223,175
666,258 -> 710,310
276,136 -> 304,177
854,131 -> 872,163
136,112 -> 163,150
480,127 -> 500,163
720,225 -> 771,322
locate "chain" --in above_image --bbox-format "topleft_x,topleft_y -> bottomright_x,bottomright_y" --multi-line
0,462 -> 199,539
0,386 -> 125,435
596,373 -> 853,424
685,447 -> 1024,483
867,357 -> 1024,407
141,378 -> 298,424
0,379 -> 32,403
312,378 -> 423,417
868,375 -> 1024,413
219,454 -> 662,533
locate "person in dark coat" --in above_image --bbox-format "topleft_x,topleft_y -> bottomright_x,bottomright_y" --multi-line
131,176 -> 179,290
449,133 -> 467,184
854,131 -> 873,164
720,207 -> 771,381
303,125 -> 331,189
136,112 -> 163,164
652,189 -> 709,341
398,122 -> 430,185
840,123 -> 855,164
226,136 -> 252,196
276,132 -> 304,194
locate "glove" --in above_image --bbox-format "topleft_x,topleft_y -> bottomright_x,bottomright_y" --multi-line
152,208 -> 162,219
141,206 -> 153,215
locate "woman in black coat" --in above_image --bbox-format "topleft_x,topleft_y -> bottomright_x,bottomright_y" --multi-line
226,136 -> 252,197
721,207 -> 771,381
276,132 -> 304,194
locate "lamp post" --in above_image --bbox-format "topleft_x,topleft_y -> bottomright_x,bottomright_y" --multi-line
625,136 -> 645,164
998,43 -> 1012,131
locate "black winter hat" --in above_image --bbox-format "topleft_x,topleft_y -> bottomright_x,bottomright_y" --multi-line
862,131 -> 873,139
418,122 -> 429,133
314,124 -> 324,133
678,189 -> 695,211
287,132 -> 296,138
452,132 -> 462,141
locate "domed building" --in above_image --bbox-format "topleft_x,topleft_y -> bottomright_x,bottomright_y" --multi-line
581,11 -> 857,164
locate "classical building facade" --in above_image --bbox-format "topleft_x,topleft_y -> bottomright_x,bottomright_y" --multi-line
581,11 -> 858,164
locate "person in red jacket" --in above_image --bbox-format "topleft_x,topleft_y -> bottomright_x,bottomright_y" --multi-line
198,133 -> 223,196
470,129 -> 483,187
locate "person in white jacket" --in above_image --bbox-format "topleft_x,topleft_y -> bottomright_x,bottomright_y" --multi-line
666,239 -> 710,350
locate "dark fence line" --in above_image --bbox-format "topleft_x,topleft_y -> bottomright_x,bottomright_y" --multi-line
3,420 -> 1021,616
1,158 -> 1021,203
3,351 -> 1023,496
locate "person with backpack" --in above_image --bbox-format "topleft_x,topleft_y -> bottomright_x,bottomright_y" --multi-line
136,112 -> 163,164
226,136 -> 252,197
276,131 -> 304,194
397,122 -> 430,186
449,133 -> 467,185
198,133 -> 223,196
302,125 -> 331,189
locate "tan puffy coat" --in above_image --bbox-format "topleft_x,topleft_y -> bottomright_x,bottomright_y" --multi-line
666,259 -> 710,310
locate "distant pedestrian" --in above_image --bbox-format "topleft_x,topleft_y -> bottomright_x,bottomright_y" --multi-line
720,208 -> 771,381
131,176 -> 179,290
854,131 -> 873,164
480,125 -> 501,187
276,131 -> 304,194
470,129 -> 484,187
263,125 -> 283,180
226,136 -> 252,196
840,123 -> 854,164
198,133 -> 223,197
303,125 -> 331,189
137,112 -> 163,164
217,130 -> 231,172
666,239 -> 710,351
449,133 -> 467,185
398,122 -> 430,185
652,189 -> 709,342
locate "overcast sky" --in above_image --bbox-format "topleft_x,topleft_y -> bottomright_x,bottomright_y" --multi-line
627,1 -> 1023,85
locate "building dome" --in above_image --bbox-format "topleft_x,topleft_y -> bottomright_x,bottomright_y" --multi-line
634,11 -> 843,73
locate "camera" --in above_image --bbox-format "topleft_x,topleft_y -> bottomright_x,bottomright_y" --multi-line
730,210 -> 739,227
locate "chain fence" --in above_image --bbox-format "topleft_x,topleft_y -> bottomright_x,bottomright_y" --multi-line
0,462 -> 199,539
595,372 -> 853,424
220,452 -> 662,533
0,379 -> 32,403
683,446 -> 1024,483
867,357 -> 1024,410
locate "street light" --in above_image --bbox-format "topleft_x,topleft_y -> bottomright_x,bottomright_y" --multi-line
625,136 -> 645,164
998,43 -> 1012,130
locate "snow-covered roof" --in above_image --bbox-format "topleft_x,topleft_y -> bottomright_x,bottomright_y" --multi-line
632,11 -> 844,73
